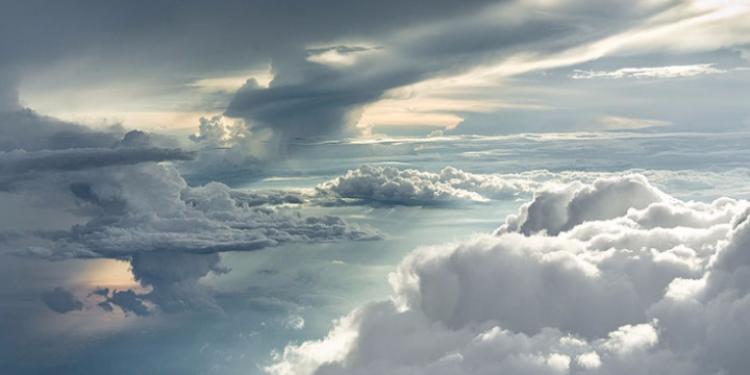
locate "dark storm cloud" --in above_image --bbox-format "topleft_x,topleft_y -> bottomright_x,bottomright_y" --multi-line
1,0 -> 673,152
224,0 -> 676,151
41,287 -> 83,314
0,0 -> 504,155
0,0 -> 499,86
0,147 -> 195,175
0,109 -> 121,152
97,289 -> 151,317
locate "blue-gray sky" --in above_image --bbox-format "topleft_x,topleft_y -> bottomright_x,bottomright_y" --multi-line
2,0 -> 749,143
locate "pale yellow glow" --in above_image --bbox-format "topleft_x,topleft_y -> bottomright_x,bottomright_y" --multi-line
190,66 -> 274,91
307,49 -> 359,67
356,0 -> 750,133
598,116 -> 671,130
46,110 -> 220,133
358,72 -> 548,130
73,258 -> 140,290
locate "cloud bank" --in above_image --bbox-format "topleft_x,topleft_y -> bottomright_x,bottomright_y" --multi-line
0,104 -> 380,315
316,165 -> 524,205
268,175 -> 750,375
315,165 -> 750,207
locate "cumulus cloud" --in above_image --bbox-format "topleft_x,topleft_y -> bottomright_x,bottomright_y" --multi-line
316,165 -> 537,205
315,165 -> 750,208
41,287 -> 83,314
0,108 -> 379,315
268,174 -> 750,375
497,174 -> 668,235
2,160 -> 380,313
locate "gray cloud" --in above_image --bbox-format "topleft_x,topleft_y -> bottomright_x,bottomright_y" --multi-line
9,163 -> 381,260
0,109 -> 121,152
41,287 -> 83,314
0,147 -> 195,175
0,102 -> 380,317
97,288 -> 151,317
4,160 -> 380,313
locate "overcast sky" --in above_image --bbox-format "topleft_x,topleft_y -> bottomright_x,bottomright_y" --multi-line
2,0 -> 748,141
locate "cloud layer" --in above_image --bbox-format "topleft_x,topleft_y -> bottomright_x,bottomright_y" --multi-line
316,165 -> 518,204
0,105 -> 380,316
268,174 -> 750,375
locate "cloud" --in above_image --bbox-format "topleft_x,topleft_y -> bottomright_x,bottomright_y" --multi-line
225,0 -> 666,150
497,174 -> 668,235
0,107 -> 379,315
597,116 -> 671,131
41,287 -> 83,314
2,160 -> 380,313
316,165 -> 531,205
0,108 -> 121,152
9,163 -> 380,260
570,64 -> 727,79
0,147 -> 194,176
268,174 -> 750,375
96,289 -> 151,317
315,165 -> 750,207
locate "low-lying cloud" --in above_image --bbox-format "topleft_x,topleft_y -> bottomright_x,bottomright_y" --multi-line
268,175 -> 750,375
317,165 -> 515,204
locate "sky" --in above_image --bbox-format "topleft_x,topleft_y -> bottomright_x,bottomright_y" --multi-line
1,0 -> 750,374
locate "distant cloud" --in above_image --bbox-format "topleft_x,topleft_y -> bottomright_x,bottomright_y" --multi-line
0,147 -> 195,175
598,116 -> 671,131
570,64 -> 726,79
41,287 -> 83,314
0,107 -> 380,315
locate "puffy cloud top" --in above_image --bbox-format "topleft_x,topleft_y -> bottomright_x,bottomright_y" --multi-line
498,175 -> 668,236
317,165 -> 536,205
269,174 -> 750,375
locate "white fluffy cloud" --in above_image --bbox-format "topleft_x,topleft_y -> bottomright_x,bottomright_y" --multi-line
317,165 -> 500,204
268,175 -> 750,375
317,165 -> 750,207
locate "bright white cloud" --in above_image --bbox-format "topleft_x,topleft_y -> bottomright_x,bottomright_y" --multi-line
269,174 -> 750,375
571,64 -> 726,79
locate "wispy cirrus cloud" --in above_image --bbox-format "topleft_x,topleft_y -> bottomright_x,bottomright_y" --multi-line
570,63 -> 727,79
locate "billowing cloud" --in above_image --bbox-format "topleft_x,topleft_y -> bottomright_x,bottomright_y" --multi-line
316,165 -> 518,205
315,165 -> 735,207
3,159 -> 380,313
0,107 -> 380,315
268,174 -> 750,375
30,165 -> 380,260
497,174 -> 668,236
